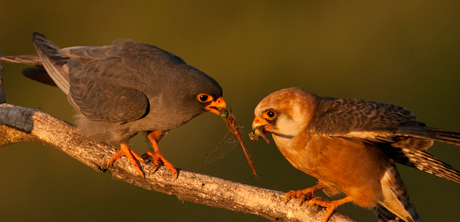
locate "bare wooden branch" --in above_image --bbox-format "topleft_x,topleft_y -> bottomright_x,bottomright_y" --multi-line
0,103 -> 356,222
0,53 -> 356,221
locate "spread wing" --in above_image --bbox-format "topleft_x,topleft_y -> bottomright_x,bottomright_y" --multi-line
313,97 -> 460,184
314,97 -> 460,150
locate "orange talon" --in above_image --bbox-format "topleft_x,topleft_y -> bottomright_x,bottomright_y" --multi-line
142,151 -> 160,173
107,143 -> 145,178
143,151 -> 178,178
144,130 -> 178,179
307,196 -> 353,222
284,182 -> 352,222
284,182 -> 325,205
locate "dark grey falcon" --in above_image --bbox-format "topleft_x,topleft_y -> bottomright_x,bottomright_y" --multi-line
2,32 -> 229,178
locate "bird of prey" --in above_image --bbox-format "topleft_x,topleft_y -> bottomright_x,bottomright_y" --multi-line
2,32 -> 229,178
250,87 -> 460,222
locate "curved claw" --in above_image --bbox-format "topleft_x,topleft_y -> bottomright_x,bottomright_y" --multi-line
107,144 -> 145,178
284,189 -> 316,205
307,196 -> 353,222
284,182 -> 326,205
151,163 -> 159,174
307,197 -> 330,207
143,151 -> 178,178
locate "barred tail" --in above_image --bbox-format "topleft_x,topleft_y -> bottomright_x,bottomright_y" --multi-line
378,165 -> 423,222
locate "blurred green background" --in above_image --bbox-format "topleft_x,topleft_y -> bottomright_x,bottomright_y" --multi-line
1,1 -> 459,221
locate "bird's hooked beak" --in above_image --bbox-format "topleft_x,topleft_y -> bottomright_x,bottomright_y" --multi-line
205,97 -> 229,119
249,116 -> 271,143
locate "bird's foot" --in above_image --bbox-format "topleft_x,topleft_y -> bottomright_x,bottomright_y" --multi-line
285,188 -> 317,205
143,151 -> 178,179
107,144 -> 144,178
307,196 -> 353,222
284,182 -> 325,205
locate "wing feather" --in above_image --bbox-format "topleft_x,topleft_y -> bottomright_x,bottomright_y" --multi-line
314,97 -> 460,149
313,97 -> 460,184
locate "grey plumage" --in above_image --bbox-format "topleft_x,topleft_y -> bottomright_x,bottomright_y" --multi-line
0,55 -> 55,85
1,32 -> 230,178
2,32 -> 224,146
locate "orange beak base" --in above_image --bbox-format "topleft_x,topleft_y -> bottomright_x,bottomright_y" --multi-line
249,116 -> 270,143
205,97 -> 228,119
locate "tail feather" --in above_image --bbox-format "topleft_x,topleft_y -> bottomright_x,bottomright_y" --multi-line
22,67 -> 57,87
374,204 -> 401,222
32,32 -> 70,94
379,165 -> 423,222
0,55 -> 58,87
0,55 -> 42,66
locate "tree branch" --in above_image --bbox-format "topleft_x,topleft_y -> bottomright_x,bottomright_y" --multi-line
0,58 -> 355,222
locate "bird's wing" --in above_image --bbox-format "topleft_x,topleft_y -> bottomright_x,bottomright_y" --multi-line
33,32 -> 71,94
63,40 -> 160,123
381,145 -> 460,184
314,97 -> 460,150
31,33 -> 202,124
33,33 -> 158,123
69,76 -> 149,123
314,97 -> 460,184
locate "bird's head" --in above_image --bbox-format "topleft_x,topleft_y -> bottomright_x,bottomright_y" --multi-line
197,93 -> 228,119
180,66 -> 229,120
249,87 -> 317,143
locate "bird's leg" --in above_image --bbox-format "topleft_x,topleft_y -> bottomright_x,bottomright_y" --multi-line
107,143 -> 145,178
285,182 -> 326,205
307,196 -> 353,222
143,130 -> 178,178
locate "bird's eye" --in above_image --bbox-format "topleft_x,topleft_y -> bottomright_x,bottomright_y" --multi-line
263,110 -> 277,120
197,93 -> 213,103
